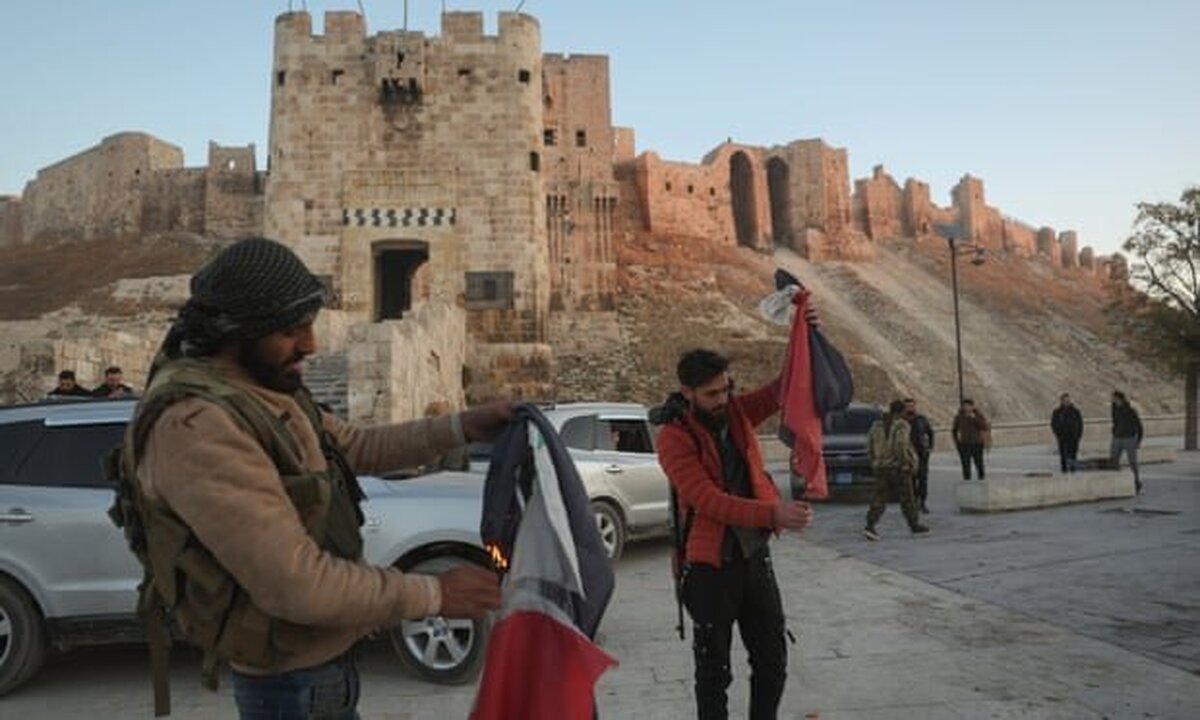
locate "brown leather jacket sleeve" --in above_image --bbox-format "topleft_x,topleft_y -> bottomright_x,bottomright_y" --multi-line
138,399 -> 441,629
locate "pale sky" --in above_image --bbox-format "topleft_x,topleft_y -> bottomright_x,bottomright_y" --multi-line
2,0 -> 1197,255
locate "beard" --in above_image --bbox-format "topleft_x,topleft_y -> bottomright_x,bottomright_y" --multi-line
239,338 -> 305,393
694,404 -> 728,431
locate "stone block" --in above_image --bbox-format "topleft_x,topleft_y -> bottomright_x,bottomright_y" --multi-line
956,470 -> 1135,512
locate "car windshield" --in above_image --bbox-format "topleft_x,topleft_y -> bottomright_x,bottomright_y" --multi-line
825,409 -> 877,435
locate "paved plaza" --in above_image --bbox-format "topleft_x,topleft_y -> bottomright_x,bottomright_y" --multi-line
2,446 -> 1197,719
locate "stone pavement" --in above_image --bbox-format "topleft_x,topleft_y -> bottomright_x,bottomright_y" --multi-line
3,448 -> 1197,719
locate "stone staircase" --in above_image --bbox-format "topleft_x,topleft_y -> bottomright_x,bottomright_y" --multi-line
305,353 -> 349,419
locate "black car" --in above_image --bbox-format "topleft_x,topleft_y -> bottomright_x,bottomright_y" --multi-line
782,403 -> 883,501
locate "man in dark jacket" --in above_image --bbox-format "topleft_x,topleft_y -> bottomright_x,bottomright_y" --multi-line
656,348 -> 812,720
952,399 -> 990,480
92,365 -> 136,399
47,369 -> 93,399
903,398 -> 935,513
1110,390 -> 1144,493
1050,393 -> 1084,473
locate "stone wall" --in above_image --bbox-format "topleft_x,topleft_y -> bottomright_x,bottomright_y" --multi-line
1002,218 -> 1037,257
20,132 -> 185,243
265,10 -> 552,400
1060,231 -> 1079,268
141,168 -> 207,234
853,165 -> 902,241
629,150 -> 734,242
0,196 -> 21,247
542,53 -> 619,312
346,302 -> 466,423
204,142 -> 265,239
51,328 -> 161,394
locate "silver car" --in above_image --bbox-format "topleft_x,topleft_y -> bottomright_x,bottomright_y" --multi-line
539,403 -> 671,560
0,399 -> 493,696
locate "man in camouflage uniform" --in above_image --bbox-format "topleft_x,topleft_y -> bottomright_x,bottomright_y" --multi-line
863,400 -> 930,541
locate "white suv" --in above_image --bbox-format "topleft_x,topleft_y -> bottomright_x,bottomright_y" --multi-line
539,403 -> 671,560
0,398 -> 496,696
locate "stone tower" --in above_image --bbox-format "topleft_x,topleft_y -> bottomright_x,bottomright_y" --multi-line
264,10 -> 551,398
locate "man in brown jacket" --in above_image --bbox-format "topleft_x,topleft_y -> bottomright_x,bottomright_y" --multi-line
135,238 -> 505,718
951,398 -> 991,480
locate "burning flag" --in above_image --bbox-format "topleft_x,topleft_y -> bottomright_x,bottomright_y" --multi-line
472,404 -> 617,720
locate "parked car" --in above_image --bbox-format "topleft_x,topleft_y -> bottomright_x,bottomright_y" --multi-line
805,402 -> 884,500
466,403 -> 672,561
0,398 -> 493,696
540,403 -> 672,560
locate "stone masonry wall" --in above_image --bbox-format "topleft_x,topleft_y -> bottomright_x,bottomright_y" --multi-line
542,53 -> 620,312
52,328 -> 161,394
853,165 -> 902,241
0,196 -> 21,247
141,168 -> 207,234
21,132 -> 185,243
631,151 -> 734,242
346,302 -> 466,424
265,10 -> 552,399
204,142 -> 265,239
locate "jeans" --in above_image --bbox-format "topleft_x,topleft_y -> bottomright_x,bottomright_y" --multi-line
231,652 -> 361,720
682,549 -> 787,720
1110,436 -> 1141,487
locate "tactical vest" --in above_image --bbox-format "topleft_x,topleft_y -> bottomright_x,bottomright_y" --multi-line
107,358 -> 366,717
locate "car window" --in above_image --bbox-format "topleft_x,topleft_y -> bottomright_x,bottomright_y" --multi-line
598,418 -> 654,454
559,415 -> 597,450
12,423 -> 126,488
0,420 -> 43,483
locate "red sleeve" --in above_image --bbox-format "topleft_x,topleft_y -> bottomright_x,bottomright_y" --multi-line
657,424 -> 776,529
735,379 -> 781,429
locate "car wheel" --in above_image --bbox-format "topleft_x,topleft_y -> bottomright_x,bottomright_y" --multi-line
0,577 -> 47,697
388,555 -> 491,685
590,500 -> 625,561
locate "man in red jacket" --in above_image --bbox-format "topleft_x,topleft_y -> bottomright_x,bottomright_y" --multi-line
657,349 -> 813,720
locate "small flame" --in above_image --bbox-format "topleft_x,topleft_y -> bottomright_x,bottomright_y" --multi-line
486,542 -> 509,571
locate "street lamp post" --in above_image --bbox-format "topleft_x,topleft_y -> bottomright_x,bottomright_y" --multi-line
948,234 -> 966,405
935,223 -> 985,406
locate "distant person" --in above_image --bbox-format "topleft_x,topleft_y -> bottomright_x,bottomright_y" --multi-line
903,397 -> 934,513
863,399 -> 928,541
1110,391 -> 1144,494
1050,393 -> 1083,473
92,365 -> 136,399
46,370 -> 93,399
951,399 -> 990,480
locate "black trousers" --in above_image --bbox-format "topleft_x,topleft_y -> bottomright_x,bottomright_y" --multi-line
1056,436 -> 1080,473
956,443 -> 985,480
682,549 -> 787,720
912,452 -> 930,503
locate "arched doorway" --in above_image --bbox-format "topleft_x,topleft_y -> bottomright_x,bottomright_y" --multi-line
730,151 -> 758,247
373,240 -> 429,320
767,157 -> 793,246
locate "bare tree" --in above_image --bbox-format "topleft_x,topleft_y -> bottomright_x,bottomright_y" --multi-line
1117,186 -> 1200,450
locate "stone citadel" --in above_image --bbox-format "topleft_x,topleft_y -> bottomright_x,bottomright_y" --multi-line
0,9 -> 1127,418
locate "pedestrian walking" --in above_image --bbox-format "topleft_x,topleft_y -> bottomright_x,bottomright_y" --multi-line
952,399 -> 990,480
1050,393 -> 1084,473
903,397 -> 934,513
863,399 -> 929,541
1110,390 -> 1144,494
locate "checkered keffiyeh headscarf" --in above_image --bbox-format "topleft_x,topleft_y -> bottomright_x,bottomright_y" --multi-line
156,237 -> 327,366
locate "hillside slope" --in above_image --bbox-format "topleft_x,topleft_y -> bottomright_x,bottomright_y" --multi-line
612,233 -> 1177,425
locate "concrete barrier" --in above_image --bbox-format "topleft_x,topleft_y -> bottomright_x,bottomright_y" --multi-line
957,470 -> 1135,513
